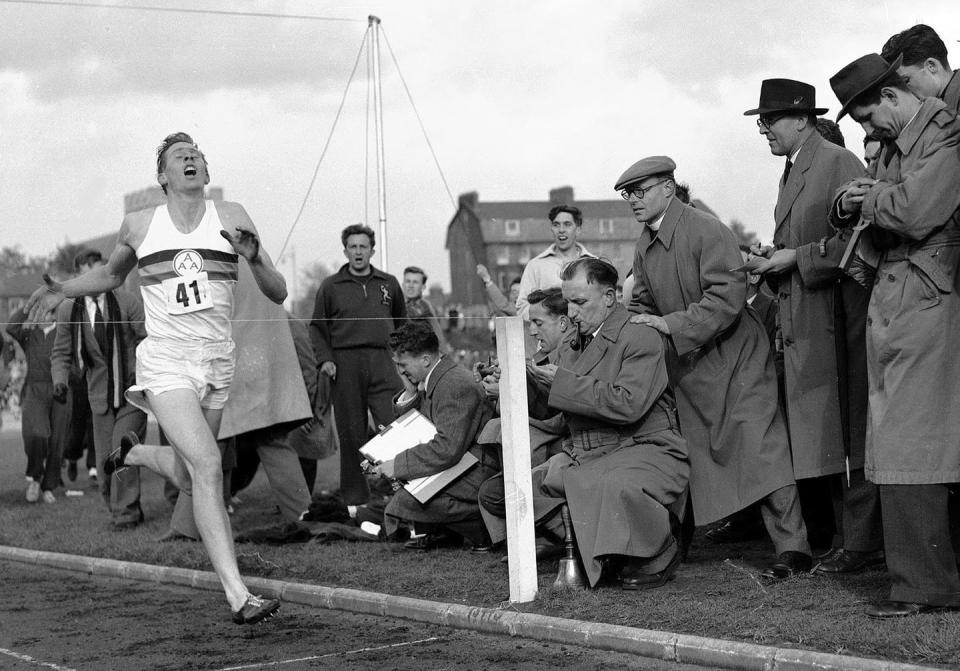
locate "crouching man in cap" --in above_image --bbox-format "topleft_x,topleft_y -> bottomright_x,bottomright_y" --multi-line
829,53 -> 960,618
620,155 -> 811,579
744,79 -> 881,572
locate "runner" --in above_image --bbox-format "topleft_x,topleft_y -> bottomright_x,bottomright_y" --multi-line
25,132 -> 287,625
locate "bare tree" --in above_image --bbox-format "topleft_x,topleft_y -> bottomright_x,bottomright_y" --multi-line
728,219 -> 759,249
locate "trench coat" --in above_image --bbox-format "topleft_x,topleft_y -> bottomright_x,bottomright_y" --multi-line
849,98 -> 960,484
630,198 -> 795,524
540,305 -> 689,586
384,356 -> 499,533
770,131 -> 868,478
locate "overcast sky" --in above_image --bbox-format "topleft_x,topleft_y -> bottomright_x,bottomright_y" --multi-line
2,0 -> 957,295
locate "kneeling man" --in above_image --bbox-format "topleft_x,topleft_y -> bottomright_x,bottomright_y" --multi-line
485,258 -> 689,588
376,322 -> 499,549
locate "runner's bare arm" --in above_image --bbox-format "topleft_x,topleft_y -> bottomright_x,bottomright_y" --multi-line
217,201 -> 287,305
25,213 -> 146,324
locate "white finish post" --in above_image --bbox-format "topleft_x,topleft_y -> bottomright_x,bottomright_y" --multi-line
495,316 -> 538,603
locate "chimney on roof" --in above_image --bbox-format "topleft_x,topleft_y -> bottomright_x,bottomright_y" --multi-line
549,186 -> 574,206
458,191 -> 479,210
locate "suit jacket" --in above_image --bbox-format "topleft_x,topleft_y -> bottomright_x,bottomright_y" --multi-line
629,197 -> 795,524
771,131 -> 868,478
392,356 -> 495,481
51,292 -> 143,415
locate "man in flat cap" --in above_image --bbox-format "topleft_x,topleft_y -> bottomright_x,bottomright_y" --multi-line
829,53 -> 960,618
744,80 -> 882,573
620,155 -> 811,579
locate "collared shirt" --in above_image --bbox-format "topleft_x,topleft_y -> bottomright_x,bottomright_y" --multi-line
516,242 -> 594,318
85,295 -> 105,328
647,211 -> 667,233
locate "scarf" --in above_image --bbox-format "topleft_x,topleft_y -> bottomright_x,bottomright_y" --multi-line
70,292 -> 127,410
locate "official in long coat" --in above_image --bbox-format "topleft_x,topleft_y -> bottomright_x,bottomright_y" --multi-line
379,322 -> 498,548
744,78 -> 881,571
533,259 -> 689,588
51,249 -> 147,528
830,54 -> 960,615
621,155 -> 811,578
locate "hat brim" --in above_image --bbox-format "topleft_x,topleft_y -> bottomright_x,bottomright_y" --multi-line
743,106 -> 829,116
835,54 -> 903,121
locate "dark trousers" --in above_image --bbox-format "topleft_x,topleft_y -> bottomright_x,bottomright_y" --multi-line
92,404 -> 147,525
22,382 -> 69,491
63,380 -> 95,469
829,468 -> 882,552
880,483 -> 960,606
331,348 -> 402,505
759,484 -> 811,556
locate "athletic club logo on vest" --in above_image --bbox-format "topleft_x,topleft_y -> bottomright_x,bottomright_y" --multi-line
173,250 -> 204,276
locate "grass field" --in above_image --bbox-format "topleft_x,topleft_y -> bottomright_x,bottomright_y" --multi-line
1,418 -> 957,669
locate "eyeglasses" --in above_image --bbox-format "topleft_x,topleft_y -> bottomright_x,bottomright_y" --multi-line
756,114 -> 788,131
620,179 -> 669,200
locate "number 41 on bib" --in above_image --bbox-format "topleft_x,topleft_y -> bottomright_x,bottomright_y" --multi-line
162,271 -> 214,314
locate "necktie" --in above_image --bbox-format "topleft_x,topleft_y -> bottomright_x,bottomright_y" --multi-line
94,299 -> 107,352
781,159 -> 793,185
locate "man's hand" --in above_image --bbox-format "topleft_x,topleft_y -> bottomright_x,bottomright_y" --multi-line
219,226 -> 261,263
375,459 -> 396,479
753,248 -> 798,275
749,242 -> 775,259
629,313 -> 670,334
527,362 -> 557,387
396,365 -> 418,399
838,177 -> 877,216
25,274 -> 66,326
476,264 -> 492,284
52,383 -> 68,404
319,361 -> 337,380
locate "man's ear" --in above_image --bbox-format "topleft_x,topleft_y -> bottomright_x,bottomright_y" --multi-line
880,87 -> 901,105
925,57 -> 945,75
157,172 -> 168,186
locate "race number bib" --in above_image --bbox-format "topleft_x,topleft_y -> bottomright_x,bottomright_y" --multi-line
161,271 -> 214,314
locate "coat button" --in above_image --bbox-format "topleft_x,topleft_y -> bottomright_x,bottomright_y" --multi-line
866,316 -> 873,326
883,318 -> 890,326
887,274 -> 896,282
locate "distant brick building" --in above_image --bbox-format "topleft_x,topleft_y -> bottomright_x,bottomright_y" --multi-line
446,186 -> 724,308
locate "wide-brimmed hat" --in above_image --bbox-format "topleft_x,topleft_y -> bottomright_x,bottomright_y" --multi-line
829,53 -> 903,121
743,78 -> 828,116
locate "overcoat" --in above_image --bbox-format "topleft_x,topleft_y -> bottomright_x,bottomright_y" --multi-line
771,131 -> 868,477
541,305 -> 689,586
385,356 -> 499,531
631,198 -> 795,524
850,98 -> 960,484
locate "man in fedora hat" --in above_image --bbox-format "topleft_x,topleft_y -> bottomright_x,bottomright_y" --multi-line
830,53 -> 960,618
744,79 -> 882,574
620,155 -> 811,580
882,24 -> 960,113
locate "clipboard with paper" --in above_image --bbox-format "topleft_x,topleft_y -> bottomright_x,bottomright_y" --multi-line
360,409 -> 479,504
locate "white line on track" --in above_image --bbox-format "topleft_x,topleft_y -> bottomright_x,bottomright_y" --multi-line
216,636 -> 443,670
0,647 -> 77,671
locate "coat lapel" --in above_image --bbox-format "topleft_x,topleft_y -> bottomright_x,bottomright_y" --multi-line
774,132 -> 821,236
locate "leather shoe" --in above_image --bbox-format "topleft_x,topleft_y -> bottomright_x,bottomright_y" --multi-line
814,548 -> 885,574
112,510 -> 145,531
103,431 -> 140,476
499,539 -> 565,563
761,551 -> 812,580
403,533 -> 459,551
704,518 -> 765,544
621,550 -> 681,591
232,594 -> 280,625
866,600 -> 940,619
